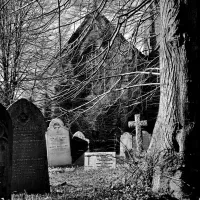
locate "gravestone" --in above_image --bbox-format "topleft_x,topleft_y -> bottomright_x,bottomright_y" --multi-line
84,152 -> 116,170
71,135 -> 88,166
142,130 -> 151,150
128,114 -> 147,153
106,130 -> 117,152
111,127 -> 121,154
73,131 -> 90,150
120,132 -> 133,157
73,131 -> 86,140
132,131 -> 151,151
8,98 -> 50,194
72,131 -> 90,166
46,118 -> 72,166
0,103 -> 13,200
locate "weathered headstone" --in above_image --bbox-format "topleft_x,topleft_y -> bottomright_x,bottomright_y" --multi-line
0,103 -> 13,200
142,130 -> 151,150
46,118 -> 72,166
84,152 -> 116,170
73,131 -> 85,140
128,114 -> 147,153
132,131 -> 151,151
120,132 -> 133,157
8,98 -> 50,194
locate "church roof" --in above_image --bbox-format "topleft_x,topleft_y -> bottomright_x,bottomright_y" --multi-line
49,13 -> 145,72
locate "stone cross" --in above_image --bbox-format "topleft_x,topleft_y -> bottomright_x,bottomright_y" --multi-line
128,114 -> 147,153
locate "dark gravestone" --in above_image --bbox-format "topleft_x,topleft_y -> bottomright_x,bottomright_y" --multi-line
0,103 -> 13,199
108,128 -> 121,154
71,136 -> 88,165
8,99 -> 50,194
105,129 -> 118,152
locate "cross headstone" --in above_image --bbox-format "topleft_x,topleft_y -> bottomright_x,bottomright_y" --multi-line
46,118 -> 72,167
8,98 -> 50,194
128,114 -> 147,153
120,132 -> 133,158
0,103 -> 12,200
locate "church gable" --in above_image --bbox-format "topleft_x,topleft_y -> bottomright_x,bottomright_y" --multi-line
53,13 -> 158,139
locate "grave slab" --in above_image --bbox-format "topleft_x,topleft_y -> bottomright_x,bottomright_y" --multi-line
84,152 -> 116,170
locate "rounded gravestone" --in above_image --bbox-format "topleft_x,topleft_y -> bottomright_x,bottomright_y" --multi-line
46,118 -> 72,167
0,103 -> 13,199
120,132 -> 133,157
71,131 -> 89,164
8,99 -> 50,194
73,131 -> 86,140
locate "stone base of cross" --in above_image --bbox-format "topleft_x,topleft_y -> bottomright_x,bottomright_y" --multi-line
128,114 -> 147,153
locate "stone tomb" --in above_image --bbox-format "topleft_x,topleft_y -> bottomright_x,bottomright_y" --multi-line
0,103 -> 13,199
84,152 -> 116,170
120,132 -> 133,157
45,118 -> 72,166
8,98 -> 50,194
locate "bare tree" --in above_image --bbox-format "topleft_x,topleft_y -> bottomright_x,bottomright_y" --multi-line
52,0 -> 200,199
6,0 -> 200,198
0,0 -> 74,110
147,0 -> 200,199
52,0 -> 159,137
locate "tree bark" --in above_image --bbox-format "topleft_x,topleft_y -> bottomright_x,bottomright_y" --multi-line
147,0 -> 200,199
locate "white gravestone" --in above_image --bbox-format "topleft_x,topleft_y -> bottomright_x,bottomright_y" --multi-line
120,132 -> 133,157
45,118 -> 72,166
84,152 -> 116,170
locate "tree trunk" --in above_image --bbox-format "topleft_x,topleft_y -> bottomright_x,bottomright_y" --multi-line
147,0 -> 200,199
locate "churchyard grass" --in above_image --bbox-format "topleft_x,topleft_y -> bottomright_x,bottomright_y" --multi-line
12,161 -> 173,200
13,164 -> 128,200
